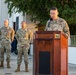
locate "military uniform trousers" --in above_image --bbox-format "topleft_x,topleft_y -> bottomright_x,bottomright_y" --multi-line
17,44 -> 29,65
0,39 -> 11,62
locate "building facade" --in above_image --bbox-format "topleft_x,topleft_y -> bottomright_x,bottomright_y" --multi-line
9,12 -> 37,32
0,0 -> 36,32
0,0 -> 8,28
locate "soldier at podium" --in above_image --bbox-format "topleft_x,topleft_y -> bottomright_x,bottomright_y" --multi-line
45,7 -> 70,45
45,7 -> 70,36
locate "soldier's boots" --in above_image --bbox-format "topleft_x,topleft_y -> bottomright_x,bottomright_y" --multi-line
0,61 -> 4,67
7,62 -> 10,68
15,64 -> 29,72
25,64 -> 29,72
15,65 -> 20,72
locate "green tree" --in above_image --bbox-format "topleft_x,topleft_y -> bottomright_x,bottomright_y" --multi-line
5,0 -> 76,34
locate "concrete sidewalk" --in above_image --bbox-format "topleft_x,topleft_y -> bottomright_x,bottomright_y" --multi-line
0,53 -> 33,75
0,53 -> 76,75
69,64 -> 76,75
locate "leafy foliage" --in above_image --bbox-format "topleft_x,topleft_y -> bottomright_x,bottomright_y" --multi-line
5,0 -> 76,34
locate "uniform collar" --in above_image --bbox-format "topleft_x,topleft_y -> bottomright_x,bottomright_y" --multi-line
53,17 -> 60,23
4,26 -> 9,29
21,28 -> 27,31
50,17 -> 59,21
57,17 -> 60,23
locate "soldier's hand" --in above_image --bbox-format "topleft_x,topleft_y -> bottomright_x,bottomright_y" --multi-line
11,39 -> 14,42
24,44 -> 30,48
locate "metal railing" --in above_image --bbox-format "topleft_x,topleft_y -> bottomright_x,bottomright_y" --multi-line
70,35 -> 76,46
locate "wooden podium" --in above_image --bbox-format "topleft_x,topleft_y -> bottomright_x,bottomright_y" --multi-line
33,31 -> 68,75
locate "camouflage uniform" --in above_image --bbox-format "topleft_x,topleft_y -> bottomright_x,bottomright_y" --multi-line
0,26 -> 14,62
45,17 -> 70,36
16,28 -> 30,65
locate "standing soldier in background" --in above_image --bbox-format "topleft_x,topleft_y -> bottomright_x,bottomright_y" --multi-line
0,19 -> 15,68
45,7 -> 70,45
15,21 -> 32,72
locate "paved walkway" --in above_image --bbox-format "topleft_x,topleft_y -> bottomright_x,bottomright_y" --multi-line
69,64 -> 76,75
0,53 -> 76,75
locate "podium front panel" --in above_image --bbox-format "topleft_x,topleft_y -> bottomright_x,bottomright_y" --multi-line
33,31 -> 68,75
